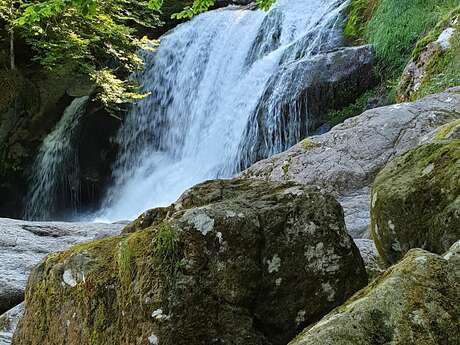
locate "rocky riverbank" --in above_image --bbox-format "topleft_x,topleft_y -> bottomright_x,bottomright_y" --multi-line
2,91 -> 458,343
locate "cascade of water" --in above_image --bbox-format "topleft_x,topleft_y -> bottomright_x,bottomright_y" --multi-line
24,97 -> 89,220
99,0 -> 349,221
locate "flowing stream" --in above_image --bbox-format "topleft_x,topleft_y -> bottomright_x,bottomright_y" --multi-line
99,0 -> 349,221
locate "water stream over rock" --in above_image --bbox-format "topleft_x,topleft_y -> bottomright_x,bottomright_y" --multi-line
98,0 -> 351,221
24,97 -> 89,221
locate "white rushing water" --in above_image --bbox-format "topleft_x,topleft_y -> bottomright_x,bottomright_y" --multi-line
98,0 -> 349,221
24,97 -> 89,220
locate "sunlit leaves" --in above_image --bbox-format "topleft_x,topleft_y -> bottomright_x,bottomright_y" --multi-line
171,0 -> 275,19
256,0 -> 274,11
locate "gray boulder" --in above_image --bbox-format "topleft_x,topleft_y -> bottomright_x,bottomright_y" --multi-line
242,89 -> 460,238
289,242 -> 460,345
0,218 -> 123,314
371,141 -> 460,265
353,239 -> 384,280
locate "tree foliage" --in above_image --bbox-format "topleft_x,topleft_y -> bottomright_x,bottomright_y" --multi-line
0,0 -> 275,111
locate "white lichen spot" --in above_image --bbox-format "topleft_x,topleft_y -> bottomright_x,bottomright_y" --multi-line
275,278 -> 282,287
63,269 -> 77,287
184,210 -> 215,235
152,309 -> 163,318
225,211 -> 237,218
305,221 -> 318,235
321,282 -> 336,302
410,310 -> 426,326
283,186 -> 304,196
267,254 -> 281,273
415,256 -> 427,265
216,232 -> 223,244
388,220 -> 395,232
305,242 -> 324,259
152,309 -> 170,321
148,334 -> 159,344
391,241 -> 402,252
295,310 -> 306,325
371,192 -> 378,208
422,163 -> 434,176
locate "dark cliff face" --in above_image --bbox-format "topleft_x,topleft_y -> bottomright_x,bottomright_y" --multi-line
0,69 -> 121,219
0,71 -> 75,218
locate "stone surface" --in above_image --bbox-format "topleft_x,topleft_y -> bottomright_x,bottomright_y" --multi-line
12,179 -> 367,345
338,188 -> 371,239
371,141 -> 460,265
0,304 -> 23,345
353,239 -> 384,280
0,218 -> 123,314
242,89 -> 460,237
288,245 -> 460,345
239,45 -> 375,166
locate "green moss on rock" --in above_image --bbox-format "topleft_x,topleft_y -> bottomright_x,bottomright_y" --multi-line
288,247 -> 460,345
0,315 -> 9,332
300,139 -> 318,151
13,178 -> 367,345
371,141 -> 460,265
433,119 -> 460,141
344,0 -> 379,44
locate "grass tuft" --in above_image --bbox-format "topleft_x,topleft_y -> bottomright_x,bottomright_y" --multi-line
366,0 -> 459,76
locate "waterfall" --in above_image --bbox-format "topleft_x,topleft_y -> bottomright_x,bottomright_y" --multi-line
24,97 -> 89,221
99,0 -> 349,221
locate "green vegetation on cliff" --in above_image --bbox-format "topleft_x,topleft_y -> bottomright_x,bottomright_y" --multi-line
346,0 -> 459,75
410,7 -> 460,99
340,0 -> 460,123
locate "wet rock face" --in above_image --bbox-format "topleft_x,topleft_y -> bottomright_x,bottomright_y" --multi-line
371,141 -> 460,265
239,45 -> 375,167
242,89 -> 460,237
288,244 -> 460,345
0,70 -> 113,219
13,179 -> 367,345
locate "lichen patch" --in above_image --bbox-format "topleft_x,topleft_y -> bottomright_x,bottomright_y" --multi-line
62,269 -> 77,287
267,254 -> 281,273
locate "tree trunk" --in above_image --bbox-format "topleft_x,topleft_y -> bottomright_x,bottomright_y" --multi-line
10,28 -> 15,70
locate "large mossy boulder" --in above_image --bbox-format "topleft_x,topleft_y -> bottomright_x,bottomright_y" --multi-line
371,141 -> 460,265
288,243 -> 460,345
12,179 -> 367,345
